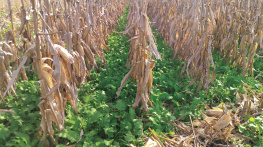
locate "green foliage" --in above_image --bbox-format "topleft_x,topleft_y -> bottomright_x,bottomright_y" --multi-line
254,52 -> 263,83
1,4 -> 263,147
0,81 -> 40,146
238,116 -> 263,146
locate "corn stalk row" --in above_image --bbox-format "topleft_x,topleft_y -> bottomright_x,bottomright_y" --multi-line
147,0 -> 263,91
1,0 -> 127,145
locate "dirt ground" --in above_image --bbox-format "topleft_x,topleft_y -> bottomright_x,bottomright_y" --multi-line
0,0 -> 30,21
0,0 -> 30,36
0,0 -> 29,15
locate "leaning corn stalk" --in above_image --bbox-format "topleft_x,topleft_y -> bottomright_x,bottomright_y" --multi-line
37,40 -> 81,145
117,0 -> 161,111
0,42 -> 17,103
0,0 -> 29,103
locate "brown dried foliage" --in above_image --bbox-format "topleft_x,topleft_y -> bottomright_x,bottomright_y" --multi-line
147,0 -> 263,91
1,0 -> 127,145
148,82 -> 263,146
116,0 -> 160,111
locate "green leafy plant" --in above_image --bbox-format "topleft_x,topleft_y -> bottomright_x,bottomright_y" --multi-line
0,81 -> 40,146
239,116 -> 263,146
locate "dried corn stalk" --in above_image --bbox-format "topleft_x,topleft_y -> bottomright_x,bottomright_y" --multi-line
148,0 -> 263,91
148,0 -> 216,91
213,0 -> 263,76
117,0 -> 160,111
35,0 -> 128,144
0,42 -> 17,103
1,0 -> 128,145
0,0 -> 30,100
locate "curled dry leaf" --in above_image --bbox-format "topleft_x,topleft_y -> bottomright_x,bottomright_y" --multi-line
205,107 -> 224,118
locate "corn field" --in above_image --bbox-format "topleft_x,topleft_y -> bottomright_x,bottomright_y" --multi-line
0,0 -> 263,146
1,0 -> 127,145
